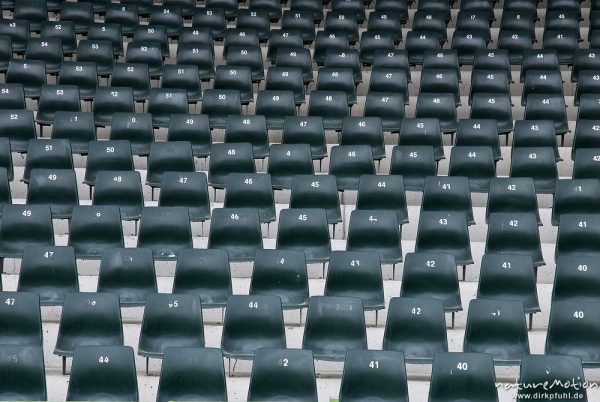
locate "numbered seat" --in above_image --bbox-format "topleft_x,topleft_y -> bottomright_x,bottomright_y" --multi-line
325,49 -> 362,85
148,88 -> 189,128
500,9 -> 536,34
226,45 -> 264,82
420,69 -> 460,105
485,212 -> 544,267
138,293 -> 204,365
448,146 -> 496,192
575,71 -> 600,106
456,11 -> 491,40
364,91 -> 405,132
206,0 -> 238,19
303,296 -> 366,361
146,141 -> 195,189
325,11 -> 358,43
455,119 -> 501,162
510,147 -> 558,194
422,175 -> 473,225
397,118 -> 443,161
356,174 -> 408,225
0,205 -> 54,258
0,84 -> 26,111
87,23 -> 124,57
553,255 -> 600,303
109,63 -> 150,102
68,206 -> 123,259
52,112 -> 96,154
552,179 -> 600,226
179,27 -> 213,47
137,207 -> 192,260
84,140 -> 134,187
172,249 -> 231,309
60,1 -> 94,34
470,93 -> 513,133
325,251 -> 384,311
469,70 -> 510,107
383,297 -> 448,363
158,172 -> 210,222
389,145 -> 437,191
208,208 -> 262,262
224,173 -> 275,223
543,30 -> 579,64
192,7 -> 227,39
368,68 -> 408,104
555,214 -> 600,261
250,249 -> 309,310
161,65 -> 202,103
265,66 -> 305,106
237,9 -> 271,40
26,168 -> 78,219
224,115 -> 269,159
415,211 -> 473,266
54,292 -> 123,363
340,117 -> 385,160
255,90 -> 296,130
346,210 -> 403,264
463,299 -> 529,364
167,114 -> 211,158
572,49 -> 600,82
201,89 -> 242,129
372,50 -> 411,83
289,174 -> 341,224
133,25 -> 169,57
405,31 -> 441,64
519,355 -> 588,401
97,249 -> 156,307
0,109 -> 35,153
105,3 -> 138,35
0,19 -> 29,53
222,295 -> 286,359
415,93 -> 457,133
22,139 -> 73,184
329,145 -> 375,190
318,67 -> 358,106
14,0 -> 46,33
478,253 -> 539,313
176,43 -> 215,81
519,49 -> 560,83
36,85 -> 81,126
276,208 -> 330,263
149,5 -> 184,38
375,0 -> 408,22
290,0 -> 323,22
360,31 -> 395,66
486,177 -> 540,224
109,112 -> 153,156
267,31 -> 301,62
76,40 -> 114,77
267,144 -> 313,190
92,171 -> 143,221
282,116 -> 327,160
578,94 -> 600,122
546,300 -> 600,366
6,60 -> 46,99
428,352 -> 498,401
93,87 -> 135,126
208,142 -> 255,189
513,120 -> 560,161
313,31 -> 349,65
0,291 -> 42,346
66,346 -> 137,401
157,348 -> 227,402
524,94 -> 568,135
214,65 -> 253,105
275,47 -> 313,83
0,345 -> 46,401
25,37 -> 63,74
498,29 -> 534,64
308,90 -> 348,130
281,10 -> 315,43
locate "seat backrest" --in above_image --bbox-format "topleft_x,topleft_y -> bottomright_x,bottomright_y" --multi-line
68,205 -> 124,259
158,171 -> 210,222
346,209 -> 403,264
518,355 -> 588,402
0,204 -> 54,258
137,207 -> 192,260
0,345 -> 46,400
0,291 -> 42,346
356,174 -> 408,225
276,208 -> 331,263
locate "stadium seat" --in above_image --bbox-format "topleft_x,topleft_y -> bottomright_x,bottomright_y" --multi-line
281,10 -> 316,43
289,174 -> 342,224
383,297 -> 448,363
555,214 -> 600,261
60,1 -> 94,34
509,147 -> 558,194
513,120 -> 560,161
68,205 -> 124,259
66,346 -> 138,401
0,345 -> 46,400
553,255 -> 600,303
97,248 -> 157,306
0,291 -> 42,346
346,210 -> 403,264
573,148 -> 600,180
470,93 -> 514,133
469,69 -> 511,105
25,38 -> 62,74
224,173 -> 275,223
415,93 -> 457,133
208,142 -> 256,189
93,171 -> 143,221
303,296 -> 367,361
448,146 -> 496,192
51,112 -> 96,154
137,207 -> 192,260
518,355 -> 588,401
93,87 -> 135,126
201,89 -> 242,129
76,40 -> 114,77
87,23 -> 124,57
6,60 -> 46,99
0,109 -> 35,153
276,208 -> 330,263
267,144 -> 314,190
145,141 -> 195,189
83,140 -> 134,187
389,145 -> 437,191
225,115 -> 269,159
419,69 -> 460,105
308,90 -> 349,130
329,145 -> 376,190
485,212 -> 544,267
363,91 -> 405,132
282,116 -> 327,160
486,177 -> 541,224
520,49 -> 560,83
208,208 -> 263,262
422,176 -> 474,225
415,211 -> 473,267
167,114 -> 212,158
192,8 -> 227,39
110,63 -> 150,102
148,88 -> 189,128
455,119 -> 501,161
22,139 -> 73,183
552,179 -> 600,225
215,65 -> 253,105
26,168 -> 78,219
158,172 -> 210,222
41,21 -> 76,55
161,65 -> 202,103
356,174 -> 409,225
523,94 -> 568,135
0,205 -> 54,258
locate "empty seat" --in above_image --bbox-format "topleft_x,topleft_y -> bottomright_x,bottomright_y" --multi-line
52,112 -> 96,154
41,22 -> 76,55
224,173 -> 275,223
93,87 -> 135,126
26,168 -> 78,218
66,346 -> 137,401
520,49 -> 560,83
281,10 -> 315,43
192,7 -> 227,39
513,120 -> 560,161
0,109 -> 35,153
25,38 -> 62,74
364,91 -> 405,132
276,47 -> 313,83
248,348 -> 317,402
158,172 -> 210,222
255,90 -> 297,130
208,208 -> 263,262
498,29 -> 533,64
314,31 -> 349,65
346,210 -> 403,264
555,214 -> 600,261
428,352 -> 498,401
145,141 -> 195,189
415,211 -> 473,266
0,205 -> 54,258
0,19 -> 28,53
68,205 -> 124,259
221,295 -> 286,359
383,297 -> 448,363
486,177 -> 541,224
415,93 -> 457,133
161,65 -> 202,103
167,114 -> 212,158
486,212 -> 544,267
225,115 -> 269,159
326,49 -> 362,85
201,89 -> 242,129
420,69 -> 460,105
0,345 -> 46,401
54,292 -> 123,362
93,171 -> 143,221
422,176 -> 475,225
214,65 -> 253,105
176,43 -> 215,81
510,147 -> 558,194
172,249 -> 231,308
405,31 -> 441,64
137,207 -> 192,260
356,174 -> 409,225
282,116 -> 327,160
289,174 -> 342,224
546,300 -> 600,366
553,255 -> 600,303
455,119 -> 501,162
543,30 -> 579,64
340,117 -> 385,160
519,355 -> 588,401
76,40 -> 114,76
276,208 -> 330,263
308,90 -> 349,130
552,179 -> 600,226
360,31 -> 396,65
390,145 -> 437,191
267,144 -> 314,190
157,348 -> 227,402
208,142 -> 255,189
60,1 -> 94,34
84,140 -> 133,187
148,88 -> 189,128
138,293 -> 204,363
149,5 -> 184,38
448,146 -> 496,192
0,291 -> 42,346
329,145 -> 375,190
303,296 -> 367,361
368,68 -> 408,104
110,63 -> 150,102
470,93 -> 514,133
524,94 -> 568,135
133,25 -> 169,57
87,23 -> 123,57
97,248 -> 157,306
22,139 -> 74,183
36,85 -> 81,126
6,60 -> 46,99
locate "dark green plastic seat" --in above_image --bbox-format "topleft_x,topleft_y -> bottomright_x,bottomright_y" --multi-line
276,208 -> 331,263
290,174 -> 342,224
137,207 -> 192,260
356,174 -> 409,225
84,140 -> 134,186
26,168 -> 78,219
158,172 -> 211,222
399,118 -> 444,161
485,212 -> 544,267
329,145 -> 376,190
224,173 -> 276,223
68,206 -> 124,259
92,171 -> 143,221
518,355 -> 588,402
448,146 -> 496,192
302,296 -> 367,361
389,145 -> 437,192
267,143 -> 314,190
0,291 -> 42,346
552,179 -> 600,226
400,252 -> 462,312
0,205 -> 54,258
415,211 -> 473,266
167,113 -> 212,158
0,109 -> 35,153
486,178 -> 541,225
422,176 -> 474,225
138,293 -> 204,361
428,352 -> 499,402
556,213 -> 600,262
346,210 -> 403,264
173,249 -> 232,308
110,112 -> 154,156
97,248 -> 157,307
248,348 -> 317,402
157,347 -> 227,402
510,147 -> 558,194
250,249 -> 309,310
146,141 -> 195,188
0,345 -> 46,401
66,346 -> 138,402
463,299 -> 529,365
17,246 -> 79,305
51,111 -> 97,154
208,208 -> 263,262
22,139 -> 73,184
553,255 -> 600,303
208,142 -> 256,189
221,295 -> 286,359
383,297 -> 448,363
339,349 -> 409,402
